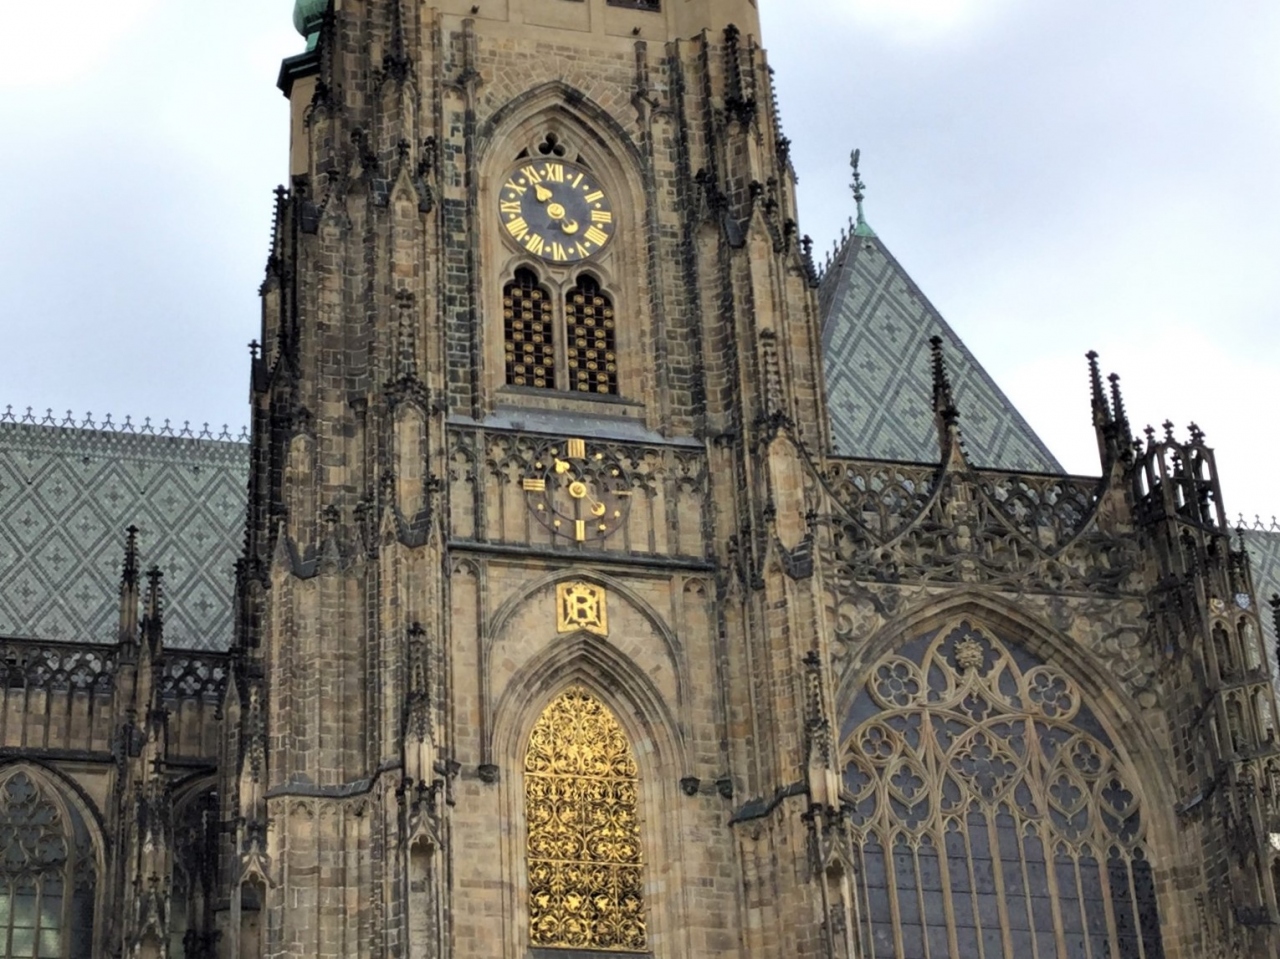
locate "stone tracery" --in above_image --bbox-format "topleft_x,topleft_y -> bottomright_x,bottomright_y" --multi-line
841,622 -> 1166,958
0,769 -> 96,959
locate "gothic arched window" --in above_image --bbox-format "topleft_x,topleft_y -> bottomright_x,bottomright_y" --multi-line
565,276 -> 618,396
524,687 -> 646,951
504,269 -> 555,390
0,769 -> 96,959
841,622 -> 1166,959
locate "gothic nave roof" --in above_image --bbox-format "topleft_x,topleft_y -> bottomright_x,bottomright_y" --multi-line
818,225 -> 1063,474
1242,519 -> 1280,660
0,414 -> 248,651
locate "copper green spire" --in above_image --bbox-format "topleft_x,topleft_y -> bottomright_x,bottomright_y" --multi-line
293,0 -> 327,51
850,148 -> 876,238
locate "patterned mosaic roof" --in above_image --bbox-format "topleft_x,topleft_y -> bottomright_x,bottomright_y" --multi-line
0,420 -> 248,650
819,231 -> 1062,472
1242,521 -> 1280,661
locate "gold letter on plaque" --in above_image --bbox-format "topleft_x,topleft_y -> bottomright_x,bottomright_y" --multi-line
556,581 -> 608,637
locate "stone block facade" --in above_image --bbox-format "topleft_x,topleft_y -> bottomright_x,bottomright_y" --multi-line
2,2 -> 1280,958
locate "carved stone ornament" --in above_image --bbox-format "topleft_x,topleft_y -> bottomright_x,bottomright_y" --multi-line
557,581 -> 608,637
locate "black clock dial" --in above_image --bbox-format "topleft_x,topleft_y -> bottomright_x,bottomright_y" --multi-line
522,438 -> 632,543
499,160 -> 615,263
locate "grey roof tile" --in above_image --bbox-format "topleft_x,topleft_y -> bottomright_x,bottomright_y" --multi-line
0,422 -> 248,650
819,232 -> 1063,472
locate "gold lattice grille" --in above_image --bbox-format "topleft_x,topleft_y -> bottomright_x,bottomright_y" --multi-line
565,276 -> 618,396
524,688 -> 646,951
841,623 -> 1165,959
504,269 -> 554,390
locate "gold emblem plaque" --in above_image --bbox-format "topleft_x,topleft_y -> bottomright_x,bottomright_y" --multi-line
557,581 -> 608,637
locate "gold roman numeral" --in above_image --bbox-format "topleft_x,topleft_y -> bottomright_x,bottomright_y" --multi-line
575,242 -> 591,259
590,210 -> 613,224
524,234 -> 546,256
567,438 -> 586,459
500,200 -> 522,214
584,190 -> 604,203
522,165 -> 543,184
543,163 -> 565,183
523,478 -> 546,492
504,179 -> 527,196
506,217 -> 530,240
584,225 -> 609,247
575,520 -> 586,542
550,242 -> 568,262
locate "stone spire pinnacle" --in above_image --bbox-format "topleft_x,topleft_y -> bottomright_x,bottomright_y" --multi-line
118,526 -> 141,646
930,335 -> 965,463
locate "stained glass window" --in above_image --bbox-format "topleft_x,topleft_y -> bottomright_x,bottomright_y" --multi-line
841,623 -> 1166,959
0,770 -> 95,959
565,276 -> 618,396
524,688 -> 646,951
504,269 -> 555,390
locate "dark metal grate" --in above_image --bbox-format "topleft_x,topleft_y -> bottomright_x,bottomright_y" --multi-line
565,276 -> 618,395
504,269 -> 555,390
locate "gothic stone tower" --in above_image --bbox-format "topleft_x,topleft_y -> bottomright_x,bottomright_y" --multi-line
216,2 -> 1280,958
230,1 -> 833,957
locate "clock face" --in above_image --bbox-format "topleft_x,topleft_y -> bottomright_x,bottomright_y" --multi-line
499,160 -> 615,264
522,438 -> 633,543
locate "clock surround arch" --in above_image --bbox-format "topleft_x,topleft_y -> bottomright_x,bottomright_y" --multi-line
479,91 -> 654,424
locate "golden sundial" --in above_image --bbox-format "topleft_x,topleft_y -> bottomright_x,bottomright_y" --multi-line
522,438 -> 632,543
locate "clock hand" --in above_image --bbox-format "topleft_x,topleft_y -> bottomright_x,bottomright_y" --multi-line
558,218 -> 580,235
535,184 -> 554,203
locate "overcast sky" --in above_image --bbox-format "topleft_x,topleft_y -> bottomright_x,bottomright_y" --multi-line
1,1 -> 1276,521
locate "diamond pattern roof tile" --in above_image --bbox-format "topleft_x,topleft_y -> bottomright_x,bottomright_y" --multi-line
1242,524 -> 1280,667
0,422 -> 249,650
819,231 -> 1062,472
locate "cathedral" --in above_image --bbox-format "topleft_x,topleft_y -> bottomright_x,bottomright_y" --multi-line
3,1 -> 1280,957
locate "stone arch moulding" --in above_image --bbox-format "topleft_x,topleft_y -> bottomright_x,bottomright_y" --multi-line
835,592 -> 1179,818
0,759 -> 108,859
488,640 -> 694,959
491,631 -> 688,776
478,80 -> 646,174
477,82 -> 646,251
484,568 -> 687,692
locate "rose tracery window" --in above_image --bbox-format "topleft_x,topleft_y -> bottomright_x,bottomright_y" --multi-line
0,769 -> 96,959
524,687 -> 647,952
841,623 -> 1166,959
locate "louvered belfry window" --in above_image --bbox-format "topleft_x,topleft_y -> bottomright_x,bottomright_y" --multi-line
841,622 -> 1166,959
524,688 -> 647,951
504,268 -> 555,390
565,276 -> 618,396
